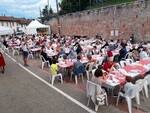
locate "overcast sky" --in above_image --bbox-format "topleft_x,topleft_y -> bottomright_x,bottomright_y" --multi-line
0,0 -> 60,19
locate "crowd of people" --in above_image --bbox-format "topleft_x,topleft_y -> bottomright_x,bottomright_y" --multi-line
1,34 -> 150,76
1,33 -> 150,112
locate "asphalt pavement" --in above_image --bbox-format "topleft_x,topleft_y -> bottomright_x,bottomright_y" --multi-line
0,54 -> 89,113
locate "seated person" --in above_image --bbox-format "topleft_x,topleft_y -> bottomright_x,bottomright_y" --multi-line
107,48 -> 113,58
87,54 -> 95,62
59,48 -> 66,57
75,43 -> 83,55
73,55 -> 86,76
91,65 -> 107,102
119,43 -> 128,61
94,65 -> 104,78
130,46 -> 140,61
68,49 -> 77,59
139,47 -> 149,59
50,59 -> 58,76
103,57 -> 115,73
41,46 -> 52,65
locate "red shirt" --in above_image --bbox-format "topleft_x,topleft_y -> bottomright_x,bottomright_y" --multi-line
107,51 -> 113,57
103,61 -> 113,72
0,52 -> 6,67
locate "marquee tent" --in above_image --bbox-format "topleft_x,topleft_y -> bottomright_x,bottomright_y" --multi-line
25,20 -> 50,34
0,26 -> 13,35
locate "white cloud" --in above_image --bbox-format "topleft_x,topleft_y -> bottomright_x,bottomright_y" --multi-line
0,0 -> 59,18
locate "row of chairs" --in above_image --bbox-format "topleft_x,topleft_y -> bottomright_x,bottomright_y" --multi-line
116,74 -> 150,113
1,44 -> 34,59
114,58 -> 150,113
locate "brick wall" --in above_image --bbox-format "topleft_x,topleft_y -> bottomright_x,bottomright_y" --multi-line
48,0 -> 150,41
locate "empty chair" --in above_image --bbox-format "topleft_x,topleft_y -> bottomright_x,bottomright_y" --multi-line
86,80 -> 108,111
39,55 -> 50,69
113,63 -> 121,70
116,83 -> 140,113
126,59 -> 134,65
125,52 -> 132,59
120,60 -> 127,67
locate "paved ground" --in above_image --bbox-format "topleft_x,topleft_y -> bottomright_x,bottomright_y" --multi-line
0,54 -> 89,113
0,51 -> 150,113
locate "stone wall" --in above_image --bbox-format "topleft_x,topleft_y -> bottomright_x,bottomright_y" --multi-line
48,0 -> 150,40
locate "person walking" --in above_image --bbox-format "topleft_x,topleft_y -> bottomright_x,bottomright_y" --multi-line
22,41 -> 29,66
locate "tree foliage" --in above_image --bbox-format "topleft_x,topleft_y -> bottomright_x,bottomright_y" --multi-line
40,5 -> 54,22
59,0 -> 89,15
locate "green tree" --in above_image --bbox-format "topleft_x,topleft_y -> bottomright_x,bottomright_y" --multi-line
40,5 -> 54,22
59,0 -> 89,15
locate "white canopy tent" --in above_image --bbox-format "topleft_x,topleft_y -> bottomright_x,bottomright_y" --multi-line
25,20 -> 50,35
0,26 -> 13,35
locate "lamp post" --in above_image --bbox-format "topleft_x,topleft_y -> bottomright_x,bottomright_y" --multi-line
56,0 -> 61,35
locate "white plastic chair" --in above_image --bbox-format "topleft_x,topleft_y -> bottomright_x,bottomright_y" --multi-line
86,70 -> 90,80
39,55 -> 50,69
12,48 -> 19,56
125,52 -> 132,59
120,60 -> 127,67
116,83 -> 140,113
75,73 -> 84,84
126,59 -> 134,65
113,63 -> 121,70
50,73 -> 63,85
86,80 -> 108,111
144,74 -> 150,97
135,79 -> 148,98
92,69 -> 96,77
28,52 -> 34,59
70,72 -> 84,85
145,74 -> 150,88
86,62 -> 95,80
3,46 -> 9,53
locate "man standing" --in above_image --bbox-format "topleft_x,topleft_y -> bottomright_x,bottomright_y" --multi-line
22,41 -> 29,66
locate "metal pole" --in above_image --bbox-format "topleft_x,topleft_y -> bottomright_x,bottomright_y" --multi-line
56,0 -> 61,35
90,0 -> 92,8
79,0 -> 81,11
47,0 -> 49,9
47,0 -> 49,15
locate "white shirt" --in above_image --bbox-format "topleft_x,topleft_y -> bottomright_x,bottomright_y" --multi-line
22,44 -> 28,52
140,51 -> 149,59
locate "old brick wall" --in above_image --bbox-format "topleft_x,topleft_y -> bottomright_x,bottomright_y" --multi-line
48,0 -> 150,40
